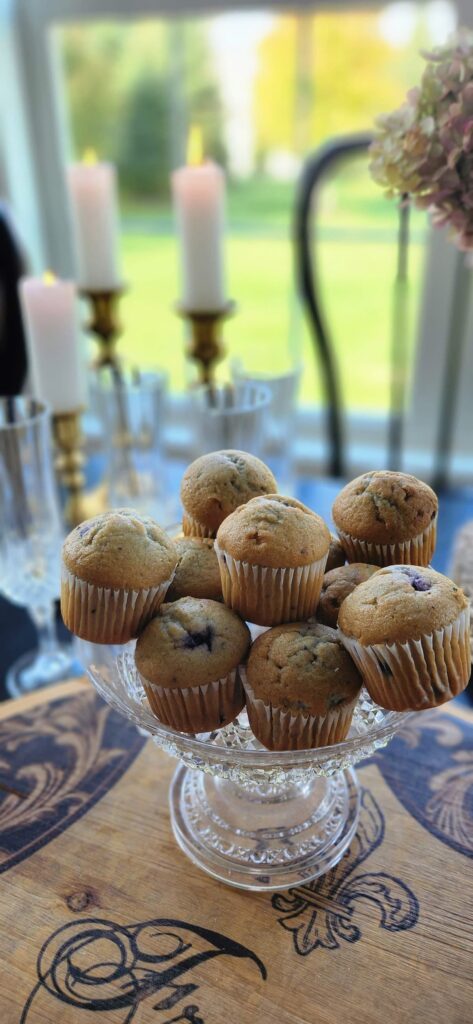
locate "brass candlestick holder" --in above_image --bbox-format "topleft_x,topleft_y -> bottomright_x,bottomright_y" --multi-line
176,301 -> 236,385
80,286 -> 125,369
78,286 -> 127,519
52,410 -> 87,528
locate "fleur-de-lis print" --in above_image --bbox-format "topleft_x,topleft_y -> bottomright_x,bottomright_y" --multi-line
0,692 -> 145,873
372,712 -> 473,859
21,916 -> 267,1023
272,787 -> 419,956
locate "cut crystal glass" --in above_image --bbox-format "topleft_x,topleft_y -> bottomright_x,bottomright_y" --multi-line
78,638 -> 415,891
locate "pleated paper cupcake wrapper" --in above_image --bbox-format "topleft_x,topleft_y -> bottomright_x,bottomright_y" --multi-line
214,546 -> 327,626
242,675 -> 357,751
61,566 -> 174,645
140,667 -> 245,733
336,515 -> 437,567
182,512 -> 215,539
339,605 -> 471,712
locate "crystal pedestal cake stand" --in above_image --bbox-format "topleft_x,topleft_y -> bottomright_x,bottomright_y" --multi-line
78,639 -> 414,892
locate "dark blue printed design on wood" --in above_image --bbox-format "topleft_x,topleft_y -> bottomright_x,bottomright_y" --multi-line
0,691 -> 145,873
272,787 -> 419,955
21,916 -> 267,1023
369,712 -> 473,859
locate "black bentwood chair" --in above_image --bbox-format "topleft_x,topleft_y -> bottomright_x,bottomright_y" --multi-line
294,134 -> 473,490
294,134 -> 373,479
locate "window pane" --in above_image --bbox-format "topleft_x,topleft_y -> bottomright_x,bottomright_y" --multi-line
54,2 -> 456,408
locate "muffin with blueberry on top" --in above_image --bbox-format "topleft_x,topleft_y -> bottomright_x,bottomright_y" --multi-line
135,597 -> 250,732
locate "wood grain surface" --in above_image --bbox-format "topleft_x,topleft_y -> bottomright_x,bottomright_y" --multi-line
0,680 -> 472,1024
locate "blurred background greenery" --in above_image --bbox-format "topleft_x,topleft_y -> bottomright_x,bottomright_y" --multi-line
55,5 -> 455,406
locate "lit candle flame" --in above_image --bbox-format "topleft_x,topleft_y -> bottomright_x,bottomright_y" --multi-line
83,148 -> 98,166
43,270 -> 56,286
187,126 -> 203,167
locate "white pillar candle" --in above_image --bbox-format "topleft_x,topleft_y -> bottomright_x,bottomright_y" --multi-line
19,273 -> 84,413
67,152 -> 122,291
171,131 -> 226,311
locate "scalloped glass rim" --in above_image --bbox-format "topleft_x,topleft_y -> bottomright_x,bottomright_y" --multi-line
78,638 -> 416,775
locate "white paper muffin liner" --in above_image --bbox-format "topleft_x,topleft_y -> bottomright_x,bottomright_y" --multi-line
242,675 -> 357,751
339,604 -> 471,711
139,666 -> 244,733
336,514 -> 437,567
61,565 -> 174,645
214,546 -> 328,626
182,511 -> 215,539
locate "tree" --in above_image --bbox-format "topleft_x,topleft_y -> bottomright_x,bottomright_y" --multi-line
254,12 -> 422,159
60,19 -> 226,198
61,25 -> 126,160
117,74 -> 171,197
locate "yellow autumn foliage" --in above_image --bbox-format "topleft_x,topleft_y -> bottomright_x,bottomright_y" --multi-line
254,12 -> 421,156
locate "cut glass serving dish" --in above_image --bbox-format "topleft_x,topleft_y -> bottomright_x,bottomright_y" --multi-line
77,636 -> 414,892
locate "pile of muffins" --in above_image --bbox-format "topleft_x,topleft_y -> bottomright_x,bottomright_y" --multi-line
61,451 -> 471,752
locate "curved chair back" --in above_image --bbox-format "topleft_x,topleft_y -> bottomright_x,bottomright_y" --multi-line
294,133 -> 374,477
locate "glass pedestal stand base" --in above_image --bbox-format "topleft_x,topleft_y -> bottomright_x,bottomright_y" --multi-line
5,643 -> 84,699
170,763 -> 360,891
80,639 -> 413,893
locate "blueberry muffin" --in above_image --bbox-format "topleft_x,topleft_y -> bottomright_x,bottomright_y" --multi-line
244,621 -> 362,750
317,563 -> 378,628
332,471 -> 438,567
338,565 -> 470,711
166,537 -> 222,602
135,597 -> 250,732
61,509 -> 178,644
181,449 -> 277,538
215,494 -> 331,626
326,533 -> 346,572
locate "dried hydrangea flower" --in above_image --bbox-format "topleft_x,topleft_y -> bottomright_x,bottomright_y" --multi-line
370,28 -> 473,250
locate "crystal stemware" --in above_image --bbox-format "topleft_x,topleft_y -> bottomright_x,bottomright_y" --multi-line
190,381 -> 272,460
77,636 -> 415,892
0,397 -> 82,697
91,367 -> 174,521
231,363 -> 301,491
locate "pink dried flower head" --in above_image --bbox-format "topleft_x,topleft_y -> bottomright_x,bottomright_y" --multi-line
370,28 -> 473,249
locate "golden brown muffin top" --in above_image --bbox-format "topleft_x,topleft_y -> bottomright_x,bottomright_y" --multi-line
317,563 -> 378,628
135,597 -> 250,689
216,494 -> 330,568
180,449 -> 277,534
166,537 -> 222,602
332,471 -> 438,544
325,533 -> 346,572
338,565 -> 468,646
246,621 -> 362,716
62,509 -> 177,590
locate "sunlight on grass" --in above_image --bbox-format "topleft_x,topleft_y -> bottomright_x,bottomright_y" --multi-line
120,229 -> 425,411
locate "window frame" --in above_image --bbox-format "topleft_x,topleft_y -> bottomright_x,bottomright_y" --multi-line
3,0 -> 472,480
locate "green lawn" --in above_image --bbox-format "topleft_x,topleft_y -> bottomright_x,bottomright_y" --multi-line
117,176 -> 427,411
119,232 -> 425,409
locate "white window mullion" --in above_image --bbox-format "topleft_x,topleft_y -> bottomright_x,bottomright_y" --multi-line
1,0 -> 44,268
13,1 -> 74,274
404,229 -> 463,474
451,261 -> 473,479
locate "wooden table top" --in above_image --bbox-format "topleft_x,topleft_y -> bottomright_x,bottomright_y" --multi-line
0,679 -> 472,1024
